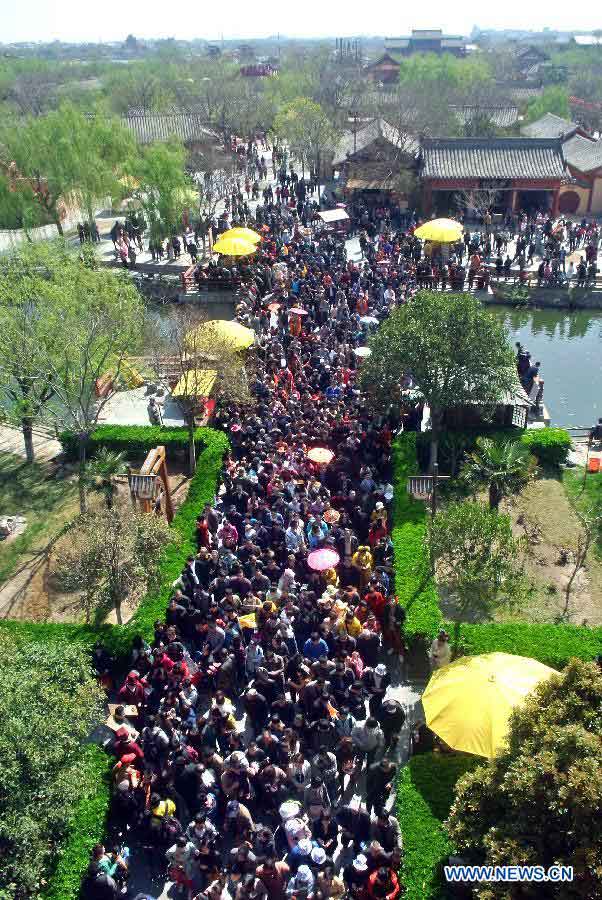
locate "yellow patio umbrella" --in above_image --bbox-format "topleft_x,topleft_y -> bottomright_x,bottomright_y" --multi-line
222,227 -> 262,244
171,369 -> 217,397
212,234 -> 257,256
422,652 -> 557,759
414,218 -> 463,243
184,320 -> 255,352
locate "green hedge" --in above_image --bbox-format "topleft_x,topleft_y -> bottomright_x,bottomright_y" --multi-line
0,425 -> 228,900
415,427 -> 572,472
450,621 -> 602,669
43,745 -> 111,900
59,424 -> 211,461
396,753 -> 479,900
392,434 -> 442,643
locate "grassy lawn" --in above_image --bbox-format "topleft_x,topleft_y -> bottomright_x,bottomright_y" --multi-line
0,453 -> 79,586
563,468 -> 602,558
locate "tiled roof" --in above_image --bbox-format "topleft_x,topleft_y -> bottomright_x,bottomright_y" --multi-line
521,112 -> 577,139
333,118 -> 417,166
421,138 -> 566,180
451,105 -> 519,128
563,133 -> 602,173
122,113 -> 219,145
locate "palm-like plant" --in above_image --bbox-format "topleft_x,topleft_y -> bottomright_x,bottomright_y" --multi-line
87,448 -> 127,509
464,438 -> 535,511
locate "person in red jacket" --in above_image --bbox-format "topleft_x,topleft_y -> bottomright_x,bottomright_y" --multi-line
118,670 -> 145,706
364,582 -> 386,621
367,866 -> 400,899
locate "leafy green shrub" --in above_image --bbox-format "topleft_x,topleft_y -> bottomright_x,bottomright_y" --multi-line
415,427 -> 572,472
450,621 -> 602,669
0,631 -> 105,899
59,424 -> 210,462
396,752 -> 479,900
392,435 -> 442,643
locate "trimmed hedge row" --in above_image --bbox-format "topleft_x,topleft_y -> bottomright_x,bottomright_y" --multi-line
0,426 -> 228,900
415,427 -> 572,472
451,621 -> 602,670
392,434 -> 442,643
59,424 -> 211,462
396,753 -> 479,900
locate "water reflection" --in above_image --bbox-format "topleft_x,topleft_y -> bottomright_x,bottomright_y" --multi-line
493,306 -> 602,426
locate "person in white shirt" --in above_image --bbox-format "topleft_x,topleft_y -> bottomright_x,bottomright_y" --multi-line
285,518 -> 306,553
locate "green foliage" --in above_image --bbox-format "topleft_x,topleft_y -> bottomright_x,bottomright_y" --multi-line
520,428 -> 572,467
429,501 -> 528,619
526,85 -> 570,123
273,97 -> 338,175
0,632 -> 104,898
0,172 -> 48,230
392,435 -> 442,642
446,660 -> 602,897
463,437 -> 535,510
396,752 -> 479,900
450,621 -> 602,669
397,53 -> 493,91
60,424 -> 213,461
129,139 -> 195,241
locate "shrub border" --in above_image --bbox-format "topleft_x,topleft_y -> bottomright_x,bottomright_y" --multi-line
0,425 -> 228,900
393,430 -> 602,897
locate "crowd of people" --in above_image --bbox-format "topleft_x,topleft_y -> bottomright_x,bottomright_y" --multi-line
88,178 -> 417,900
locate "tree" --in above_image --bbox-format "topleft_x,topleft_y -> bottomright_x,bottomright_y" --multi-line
526,85 -> 570,123
0,103 -> 134,234
428,501 -> 528,620
273,98 -> 339,179
0,241 -> 75,462
453,187 -> 500,219
104,61 -> 176,114
445,659 -> 602,898
130,139 -> 195,242
87,447 -> 127,509
359,292 -> 516,470
148,307 -> 252,472
463,437 -> 535,510
53,504 -> 173,624
37,260 -> 143,512
0,632 -> 104,897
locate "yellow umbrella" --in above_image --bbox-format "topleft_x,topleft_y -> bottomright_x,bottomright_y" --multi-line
212,234 -> 257,256
422,652 -> 557,759
222,227 -> 262,244
184,320 -> 255,352
171,369 -> 217,397
414,218 -> 463,243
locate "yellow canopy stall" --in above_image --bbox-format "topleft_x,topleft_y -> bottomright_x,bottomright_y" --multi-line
414,218 -> 463,243
171,369 -> 217,398
212,235 -> 257,256
221,227 -> 262,244
184,320 -> 255,353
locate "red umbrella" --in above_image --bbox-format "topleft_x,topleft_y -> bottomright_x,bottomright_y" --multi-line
308,548 -> 340,571
307,447 -> 334,465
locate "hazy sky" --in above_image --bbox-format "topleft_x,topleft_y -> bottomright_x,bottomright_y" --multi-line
3,0 -> 599,43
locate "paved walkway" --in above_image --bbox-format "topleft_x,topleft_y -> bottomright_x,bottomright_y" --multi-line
0,424 -> 61,463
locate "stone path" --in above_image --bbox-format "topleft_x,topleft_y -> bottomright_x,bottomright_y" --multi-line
0,424 -> 61,463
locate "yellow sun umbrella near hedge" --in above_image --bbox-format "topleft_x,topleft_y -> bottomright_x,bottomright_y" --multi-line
212,234 -> 258,256
172,369 -> 217,397
422,652 -> 557,759
414,218 -> 464,243
222,227 -> 262,244
185,320 -> 255,352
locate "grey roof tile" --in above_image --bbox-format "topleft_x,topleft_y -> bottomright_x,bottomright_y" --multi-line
421,137 -> 566,180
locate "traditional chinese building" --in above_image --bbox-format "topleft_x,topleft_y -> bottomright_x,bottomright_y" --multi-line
419,137 -> 567,216
385,29 -> 468,57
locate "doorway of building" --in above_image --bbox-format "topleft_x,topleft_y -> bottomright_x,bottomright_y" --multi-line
558,191 -> 580,214
517,189 -> 553,214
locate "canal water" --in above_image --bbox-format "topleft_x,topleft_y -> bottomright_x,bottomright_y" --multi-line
492,307 -> 602,428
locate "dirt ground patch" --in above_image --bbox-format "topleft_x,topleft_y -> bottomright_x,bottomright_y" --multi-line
0,467 -> 192,623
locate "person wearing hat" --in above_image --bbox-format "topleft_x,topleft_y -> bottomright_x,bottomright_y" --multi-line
429,629 -> 452,670
288,836 -> 314,873
351,545 -> 374,590
224,800 -> 254,842
118,670 -> 145,706
315,860 -> 345,899
363,664 -> 391,717
335,609 -> 362,640
286,863 -> 315,898
342,853 -> 369,897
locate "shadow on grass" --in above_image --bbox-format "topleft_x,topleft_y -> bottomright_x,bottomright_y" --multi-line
408,751 -> 481,822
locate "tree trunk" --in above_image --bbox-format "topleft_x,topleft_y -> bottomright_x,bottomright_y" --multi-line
78,434 -> 88,514
489,483 -> 501,511
22,417 -> 35,465
55,217 -> 64,237
187,418 -> 197,474
114,599 -> 123,625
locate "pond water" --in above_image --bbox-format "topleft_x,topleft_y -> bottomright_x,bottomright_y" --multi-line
492,306 -> 602,428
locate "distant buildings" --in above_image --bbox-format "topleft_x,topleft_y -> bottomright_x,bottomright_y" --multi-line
385,29 -> 468,58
